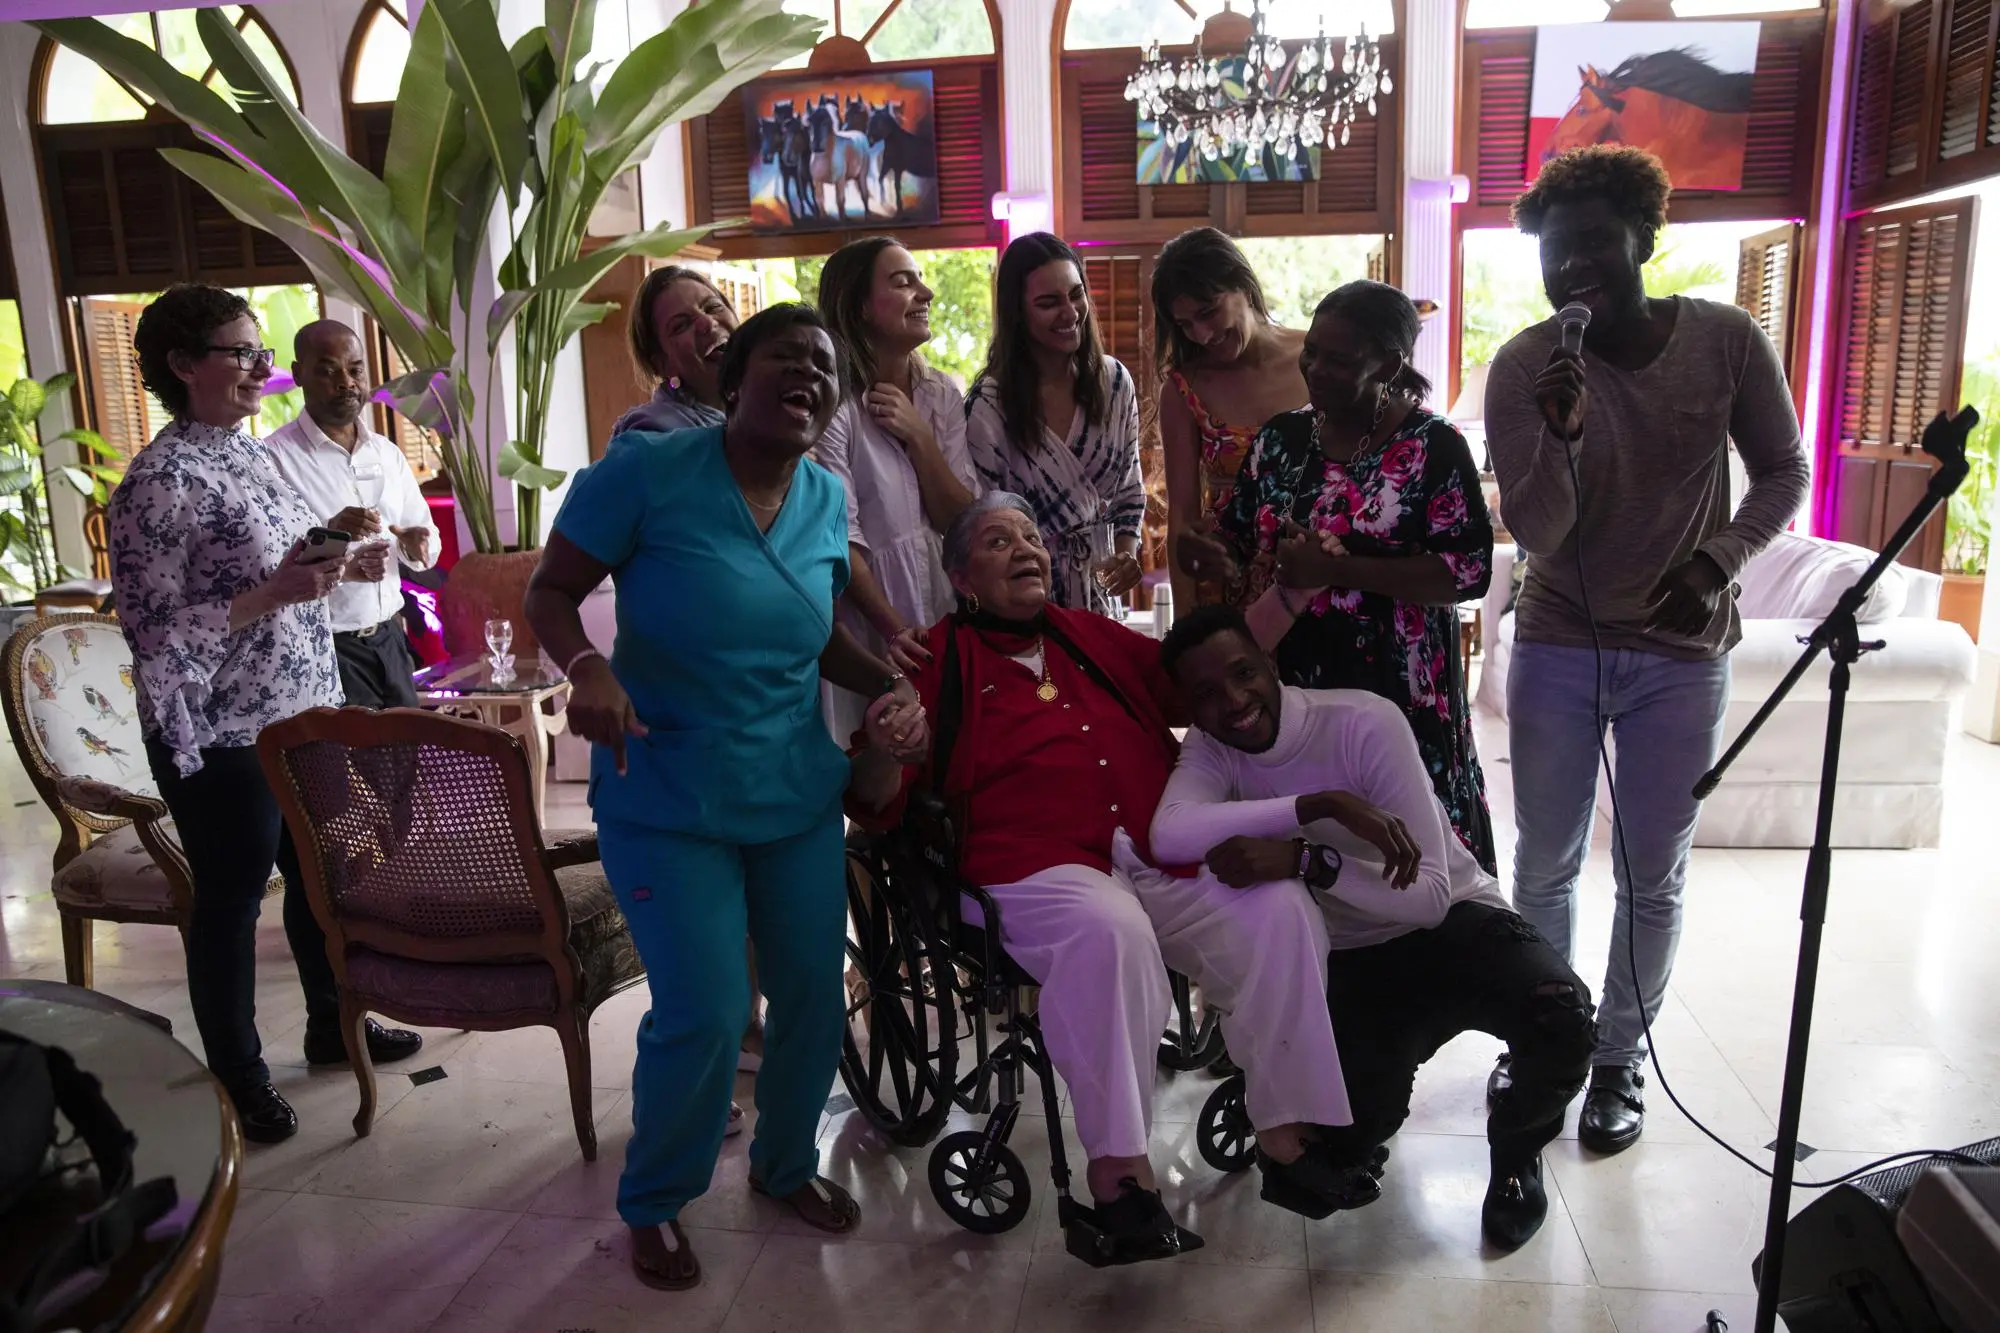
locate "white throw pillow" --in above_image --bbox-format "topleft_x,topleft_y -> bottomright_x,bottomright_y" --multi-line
1736,532 -> 1907,623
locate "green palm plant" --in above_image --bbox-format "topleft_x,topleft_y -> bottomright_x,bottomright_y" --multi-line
36,0 -> 820,554
0,372 -> 119,599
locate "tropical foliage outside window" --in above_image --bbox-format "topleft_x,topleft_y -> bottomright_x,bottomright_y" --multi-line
1464,0 -> 1820,27
759,247 -> 996,387
775,0 -> 992,67
1065,0 -> 1394,50
41,6 -> 297,123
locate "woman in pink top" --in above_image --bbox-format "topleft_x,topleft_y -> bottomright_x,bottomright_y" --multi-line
1153,228 -> 1311,610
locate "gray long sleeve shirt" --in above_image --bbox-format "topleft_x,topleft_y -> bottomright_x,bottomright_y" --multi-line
1484,296 -> 1810,660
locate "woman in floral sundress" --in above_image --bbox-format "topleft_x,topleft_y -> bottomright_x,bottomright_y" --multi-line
1180,280 -> 1497,871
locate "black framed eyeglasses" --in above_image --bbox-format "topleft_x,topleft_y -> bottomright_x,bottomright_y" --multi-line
206,344 -> 277,371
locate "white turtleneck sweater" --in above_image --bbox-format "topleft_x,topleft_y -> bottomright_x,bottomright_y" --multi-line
1151,686 -> 1506,951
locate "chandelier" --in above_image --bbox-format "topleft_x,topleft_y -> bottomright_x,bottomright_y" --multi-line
1124,0 -> 1390,165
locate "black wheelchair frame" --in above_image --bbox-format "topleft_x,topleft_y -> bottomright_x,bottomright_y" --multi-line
836,802 -> 1260,1254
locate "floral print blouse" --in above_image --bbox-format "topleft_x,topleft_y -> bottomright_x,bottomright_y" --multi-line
964,358 -> 1145,615
109,420 -> 342,776
1217,407 -> 1498,871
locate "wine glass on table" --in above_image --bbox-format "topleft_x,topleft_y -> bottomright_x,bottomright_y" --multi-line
484,617 -> 515,682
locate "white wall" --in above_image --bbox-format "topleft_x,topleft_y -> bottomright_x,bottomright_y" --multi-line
1398,0 -> 1456,398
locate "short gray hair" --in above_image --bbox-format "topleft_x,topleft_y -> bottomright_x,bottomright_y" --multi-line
942,491 -> 1037,576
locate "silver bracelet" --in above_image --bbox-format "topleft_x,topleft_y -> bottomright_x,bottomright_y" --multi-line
563,647 -> 605,677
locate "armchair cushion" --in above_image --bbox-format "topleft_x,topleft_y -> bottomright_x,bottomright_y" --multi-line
17,619 -> 155,797
52,822 -> 179,914
54,773 -> 168,822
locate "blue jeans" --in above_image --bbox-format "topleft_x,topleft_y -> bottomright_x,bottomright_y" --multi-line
1506,641 -> 1729,1069
596,806 -> 847,1227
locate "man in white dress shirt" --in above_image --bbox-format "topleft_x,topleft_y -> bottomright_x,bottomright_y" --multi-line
267,320 -> 434,708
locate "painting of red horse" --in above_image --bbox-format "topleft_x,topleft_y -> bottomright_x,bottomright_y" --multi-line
1526,23 -> 1761,192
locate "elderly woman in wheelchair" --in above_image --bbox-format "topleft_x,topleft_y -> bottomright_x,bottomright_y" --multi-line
847,492 -> 1383,1264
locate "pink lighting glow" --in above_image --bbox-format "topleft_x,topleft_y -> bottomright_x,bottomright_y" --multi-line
1803,0 -> 1859,539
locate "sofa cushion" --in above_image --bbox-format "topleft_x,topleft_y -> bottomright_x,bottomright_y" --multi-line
1730,617 -> 1976,703
1737,533 -> 1907,623
52,823 -> 179,914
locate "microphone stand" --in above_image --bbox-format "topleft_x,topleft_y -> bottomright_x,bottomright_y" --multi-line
1692,408 -> 1978,1333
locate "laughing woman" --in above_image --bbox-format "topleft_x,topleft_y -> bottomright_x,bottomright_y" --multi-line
525,304 -> 927,1292
813,236 -> 980,738
612,265 -> 738,439
964,232 -> 1145,615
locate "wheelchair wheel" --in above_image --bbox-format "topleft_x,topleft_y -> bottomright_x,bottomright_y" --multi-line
838,844 -> 958,1147
1197,1075 -> 1255,1173
929,1129 -> 1032,1234
1157,971 -> 1226,1073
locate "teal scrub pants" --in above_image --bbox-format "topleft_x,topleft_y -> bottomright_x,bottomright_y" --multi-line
596,802 -> 848,1227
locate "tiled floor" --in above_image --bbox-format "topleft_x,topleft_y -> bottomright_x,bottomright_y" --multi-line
5,708 -> 1999,1332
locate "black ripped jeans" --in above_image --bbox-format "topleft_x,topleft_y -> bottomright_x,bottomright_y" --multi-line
1317,900 -> 1596,1168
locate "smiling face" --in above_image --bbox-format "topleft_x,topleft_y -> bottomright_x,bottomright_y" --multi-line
651,277 -> 739,404
1301,308 -> 1396,422
293,325 -> 368,431
1174,628 -> 1284,754
1536,195 -> 1652,334
1023,259 -> 1088,358
950,506 -> 1052,620
1168,287 -> 1260,366
728,323 -> 841,456
863,245 -> 934,353
172,312 -> 269,428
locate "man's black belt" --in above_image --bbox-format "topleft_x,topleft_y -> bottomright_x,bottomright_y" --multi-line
334,613 -> 403,639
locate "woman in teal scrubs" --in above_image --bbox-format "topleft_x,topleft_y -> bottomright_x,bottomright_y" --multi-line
526,304 -> 925,1291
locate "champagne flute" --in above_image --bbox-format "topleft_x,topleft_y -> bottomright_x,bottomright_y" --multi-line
484,618 -> 514,669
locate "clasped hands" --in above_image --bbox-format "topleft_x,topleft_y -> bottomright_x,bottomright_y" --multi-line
1205,790 -> 1422,890
1175,517 -> 1349,591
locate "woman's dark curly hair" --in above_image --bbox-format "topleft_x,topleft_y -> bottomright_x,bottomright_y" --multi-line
134,283 -> 256,419
1511,145 -> 1673,249
1313,280 -> 1434,405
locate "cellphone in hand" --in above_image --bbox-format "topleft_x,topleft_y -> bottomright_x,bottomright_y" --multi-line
296,526 -> 353,566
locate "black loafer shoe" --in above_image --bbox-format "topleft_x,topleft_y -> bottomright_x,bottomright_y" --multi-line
1258,1149 -> 1383,1219
228,1079 -> 299,1144
1486,1053 -> 1513,1112
1578,1065 -> 1646,1155
303,1019 -> 425,1067
1481,1154 -> 1548,1250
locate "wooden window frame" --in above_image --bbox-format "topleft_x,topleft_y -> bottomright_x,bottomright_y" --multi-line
1847,0 -> 2000,210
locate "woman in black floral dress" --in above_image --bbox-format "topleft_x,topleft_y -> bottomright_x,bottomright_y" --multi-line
1179,281 -> 1497,870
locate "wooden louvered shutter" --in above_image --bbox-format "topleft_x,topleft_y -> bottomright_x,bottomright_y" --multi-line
1887,1 -> 1938,181
1082,251 -> 1165,573
1460,35 -> 1533,226
1831,196 -> 1978,570
1076,71 -> 1140,225
77,298 -> 163,463
1735,223 -> 1800,367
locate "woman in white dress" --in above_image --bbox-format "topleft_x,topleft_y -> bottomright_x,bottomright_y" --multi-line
813,236 -> 979,739
963,232 -> 1146,616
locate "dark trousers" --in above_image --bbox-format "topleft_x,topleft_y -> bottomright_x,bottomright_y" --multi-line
1318,900 -> 1597,1168
334,620 -> 420,709
145,740 -> 340,1090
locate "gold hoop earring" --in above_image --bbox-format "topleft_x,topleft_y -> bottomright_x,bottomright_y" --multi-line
967,593 -> 980,614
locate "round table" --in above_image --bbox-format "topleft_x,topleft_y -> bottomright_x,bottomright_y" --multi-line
0,979 -> 241,1331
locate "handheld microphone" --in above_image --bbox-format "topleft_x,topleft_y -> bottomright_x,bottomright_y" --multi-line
1558,301 -> 1591,355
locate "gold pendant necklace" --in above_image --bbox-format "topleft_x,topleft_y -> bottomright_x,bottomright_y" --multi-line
1034,638 -> 1059,702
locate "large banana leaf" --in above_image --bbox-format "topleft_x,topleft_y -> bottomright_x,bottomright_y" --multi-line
382,3 -> 466,293
429,0 -> 531,209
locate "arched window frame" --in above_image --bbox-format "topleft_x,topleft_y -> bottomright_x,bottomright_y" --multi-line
771,0 -> 1001,69
32,7 -> 302,126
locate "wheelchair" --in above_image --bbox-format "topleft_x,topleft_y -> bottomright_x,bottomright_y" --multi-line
836,801 -> 1241,1260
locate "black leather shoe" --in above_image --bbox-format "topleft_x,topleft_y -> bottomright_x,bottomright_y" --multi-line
1258,1147 -> 1383,1219
228,1080 -> 299,1144
1578,1065 -> 1646,1155
1481,1154 -> 1547,1250
1065,1179 -> 1204,1267
1486,1053 -> 1513,1112
303,1019 -> 425,1067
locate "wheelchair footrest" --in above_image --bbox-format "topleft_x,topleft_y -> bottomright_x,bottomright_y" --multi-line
1057,1196 -> 1204,1268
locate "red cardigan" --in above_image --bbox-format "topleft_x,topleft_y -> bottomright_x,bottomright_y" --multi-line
858,606 -> 1192,887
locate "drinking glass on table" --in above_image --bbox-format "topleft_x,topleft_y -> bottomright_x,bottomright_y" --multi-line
1088,519 -> 1128,619
484,618 -> 515,678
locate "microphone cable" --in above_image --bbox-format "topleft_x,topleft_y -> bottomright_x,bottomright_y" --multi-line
1556,416 -> 1983,1191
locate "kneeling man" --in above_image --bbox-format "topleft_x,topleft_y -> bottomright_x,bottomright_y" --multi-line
852,494 -> 1368,1262
1152,605 -> 1597,1248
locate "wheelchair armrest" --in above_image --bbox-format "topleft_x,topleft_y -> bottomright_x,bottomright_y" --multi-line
542,827 -> 601,871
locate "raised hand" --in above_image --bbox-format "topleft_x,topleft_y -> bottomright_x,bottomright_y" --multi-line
1535,346 -> 1587,441
328,505 -> 382,538
1175,517 -> 1239,585
864,384 -> 934,451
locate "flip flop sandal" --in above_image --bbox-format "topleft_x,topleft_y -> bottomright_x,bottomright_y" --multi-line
630,1221 -> 700,1291
723,1101 -> 746,1137
750,1174 -> 862,1233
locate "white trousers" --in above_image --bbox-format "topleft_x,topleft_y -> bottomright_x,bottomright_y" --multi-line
979,833 -> 1349,1160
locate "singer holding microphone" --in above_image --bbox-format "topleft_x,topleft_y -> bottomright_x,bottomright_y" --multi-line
1485,147 -> 1808,1154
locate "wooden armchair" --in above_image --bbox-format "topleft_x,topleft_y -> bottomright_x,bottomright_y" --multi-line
1,613 -> 197,986
257,707 -> 644,1160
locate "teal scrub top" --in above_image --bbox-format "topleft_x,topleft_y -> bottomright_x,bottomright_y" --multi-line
553,425 -> 852,843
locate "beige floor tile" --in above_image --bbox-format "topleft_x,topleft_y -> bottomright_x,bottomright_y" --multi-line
719,1234 -> 1032,1333
1723,1039 -> 2000,1155
293,1073 -> 628,1211
1548,1139 -> 1768,1295
801,1106 -> 1049,1249
1311,1272 -> 1616,1332
1305,1132 -> 1595,1285
430,1213 -> 767,1333
210,1191 -> 516,1328
237,1061 -> 420,1193
1013,1250 -> 1315,1333
1601,1287 -> 1758,1333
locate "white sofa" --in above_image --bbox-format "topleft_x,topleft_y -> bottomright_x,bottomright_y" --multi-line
1477,533 -> 1977,849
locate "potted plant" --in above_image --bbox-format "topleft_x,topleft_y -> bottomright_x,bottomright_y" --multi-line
38,0 -> 818,652
0,372 -> 120,634
1940,366 -> 1997,641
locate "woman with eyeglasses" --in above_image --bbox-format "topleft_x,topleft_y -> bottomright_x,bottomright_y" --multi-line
109,283 -> 423,1147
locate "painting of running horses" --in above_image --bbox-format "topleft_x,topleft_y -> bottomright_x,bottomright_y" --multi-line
744,71 -> 941,233
1527,22 -> 1761,192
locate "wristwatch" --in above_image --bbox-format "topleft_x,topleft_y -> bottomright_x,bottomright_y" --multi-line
1297,839 -> 1343,891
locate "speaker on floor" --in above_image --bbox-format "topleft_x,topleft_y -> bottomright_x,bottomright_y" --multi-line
1755,1136 -> 2000,1332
